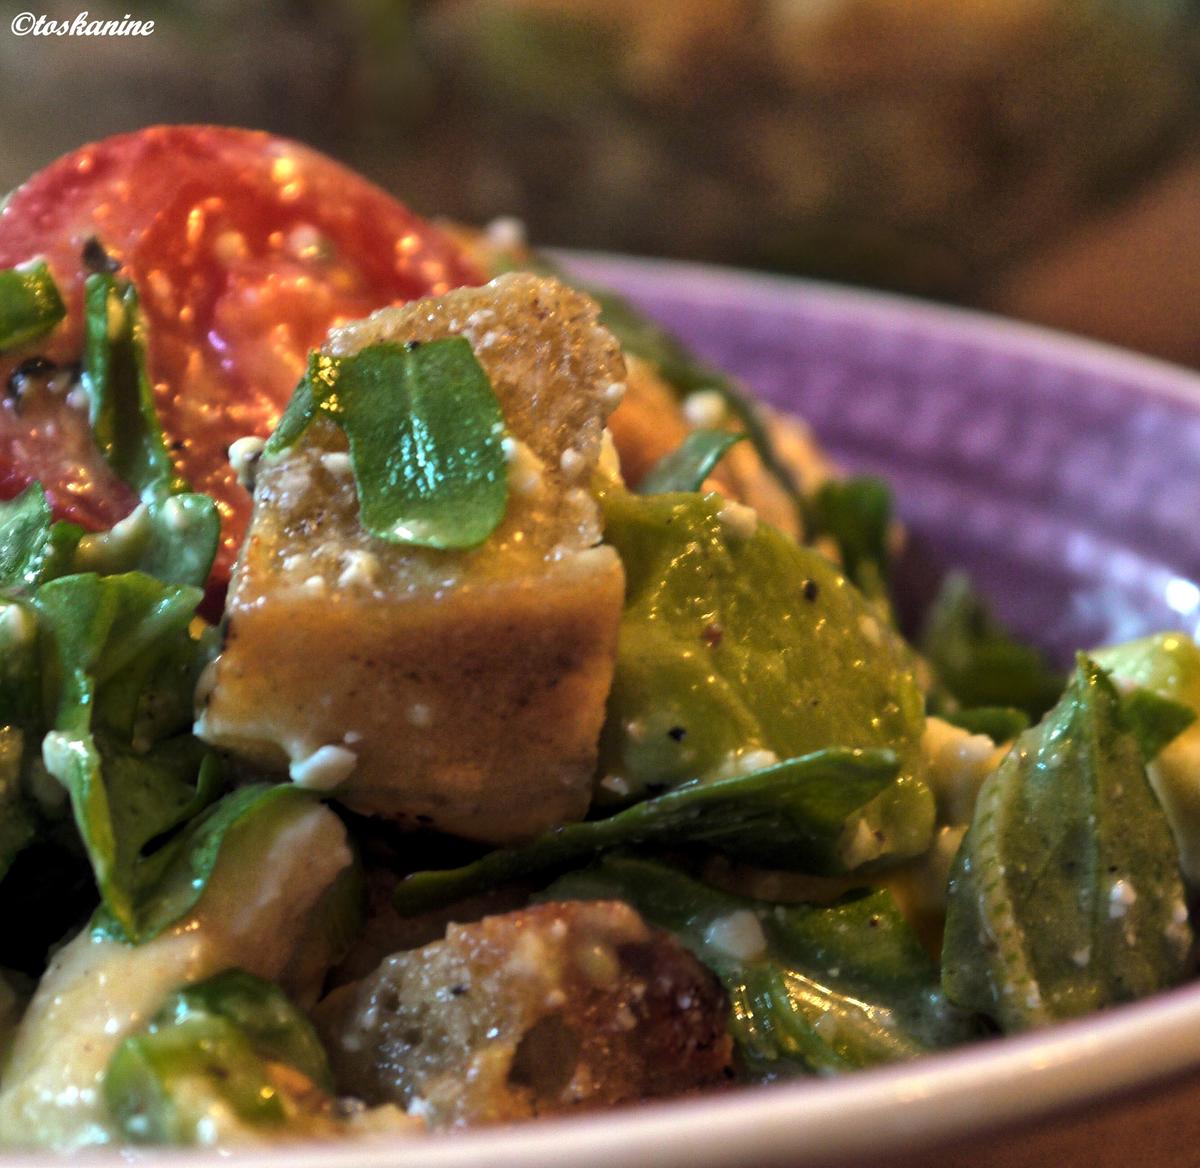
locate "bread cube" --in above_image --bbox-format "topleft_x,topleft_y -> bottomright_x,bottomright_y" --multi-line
315,900 -> 732,1125
197,275 -> 626,843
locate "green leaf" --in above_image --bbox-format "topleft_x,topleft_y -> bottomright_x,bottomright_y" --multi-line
394,748 -> 899,914
106,968 -> 335,1144
637,429 -> 746,495
106,1015 -> 286,1143
0,261 -> 65,351
941,657 -> 1193,1031
94,784 -> 314,944
548,857 -> 974,1075
32,572 -> 212,934
921,572 -> 1065,720
0,484 -> 82,592
939,706 -> 1029,742
268,340 -> 509,549
262,352 -> 326,458
82,272 -> 186,503
73,496 -> 220,590
1120,687 -> 1196,762
161,970 -> 334,1090
1093,633 -> 1200,888
597,487 -> 933,863
807,477 -> 893,597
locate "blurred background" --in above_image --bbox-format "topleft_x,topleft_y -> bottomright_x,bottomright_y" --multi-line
2,0 -> 1199,364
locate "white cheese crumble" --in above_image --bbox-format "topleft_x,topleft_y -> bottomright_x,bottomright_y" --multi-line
228,436 -> 266,490
717,500 -> 758,540
603,381 -> 626,406
1108,879 -> 1137,918
703,910 -> 767,962
683,390 -> 727,429
321,451 -> 352,476
484,216 -> 527,251
337,550 -> 380,590
501,437 -> 544,497
0,603 -> 35,647
596,428 -> 623,485
289,744 -> 357,791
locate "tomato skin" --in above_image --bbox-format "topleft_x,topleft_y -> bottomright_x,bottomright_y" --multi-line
0,125 -> 484,585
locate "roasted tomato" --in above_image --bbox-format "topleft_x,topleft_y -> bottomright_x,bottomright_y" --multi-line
0,125 -> 483,586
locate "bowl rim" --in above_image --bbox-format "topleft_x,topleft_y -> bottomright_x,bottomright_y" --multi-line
19,255 -> 1200,1168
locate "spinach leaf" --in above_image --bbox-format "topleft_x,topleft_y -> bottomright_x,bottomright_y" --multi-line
0,484 -> 82,592
79,270 -> 219,585
32,572 -> 215,935
106,968 -> 334,1144
807,476 -> 893,598
82,273 -> 184,502
941,657 -> 1192,1031
265,340 -> 509,549
637,430 -> 746,495
940,706 -> 1029,742
548,857 -> 974,1075
921,572 -> 1065,721
93,784 -> 314,944
0,261 -> 65,351
597,486 -> 933,863
394,748 -> 899,914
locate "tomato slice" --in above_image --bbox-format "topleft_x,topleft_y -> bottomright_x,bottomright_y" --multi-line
0,125 -> 483,587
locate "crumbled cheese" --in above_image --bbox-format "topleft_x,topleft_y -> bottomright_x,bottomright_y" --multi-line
603,381 -> 626,406
501,437 -> 545,497
717,500 -> 758,540
484,216 -> 527,251
321,451 -> 352,476
599,774 -> 630,797
160,496 -> 191,532
228,436 -> 266,490
703,911 -> 767,962
337,550 -> 380,590
560,448 -> 586,481
406,704 -> 433,728
0,603 -> 35,647
1109,879 -> 1137,918
683,390 -> 727,429
289,744 -> 357,791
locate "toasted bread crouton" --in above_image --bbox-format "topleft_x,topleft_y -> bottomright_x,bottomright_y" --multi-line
197,275 -> 626,843
315,900 -> 732,1126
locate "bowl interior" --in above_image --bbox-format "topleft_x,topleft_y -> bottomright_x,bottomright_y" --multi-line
563,252 -> 1200,660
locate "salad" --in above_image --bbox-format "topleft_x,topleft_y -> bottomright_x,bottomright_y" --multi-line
0,125 -> 1194,1150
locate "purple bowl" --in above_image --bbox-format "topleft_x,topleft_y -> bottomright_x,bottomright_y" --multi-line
561,252 -> 1200,661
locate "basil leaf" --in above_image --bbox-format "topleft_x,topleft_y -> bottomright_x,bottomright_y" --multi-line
1121,687 -> 1196,762
394,748 -> 899,914
94,784 -> 314,944
807,476 -> 893,597
324,339 -> 507,547
107,1016 -> 286,1142
940,706 -> 1029,742
272,340 -> 509,549
74,497 -> 220,590
32,572 -> 212,934
941,656 -> 1193,1031
0,483 -> 86,594
262,352 -> 329,458
637,430 -> 746,495
549,857 -> 974,1074
0,261 -> 65,352
597,487 -> 933,862
921,572 -> 1065,721
82,272 -> 185,503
